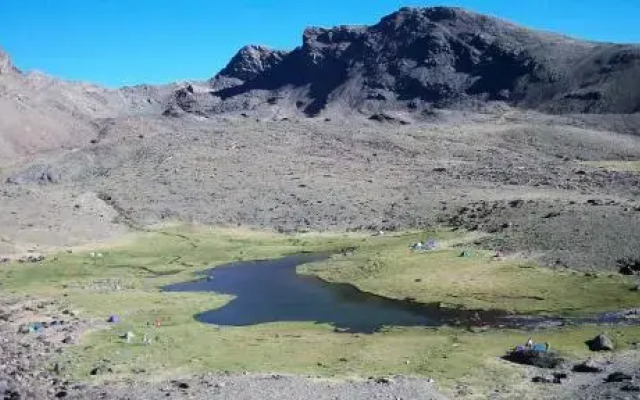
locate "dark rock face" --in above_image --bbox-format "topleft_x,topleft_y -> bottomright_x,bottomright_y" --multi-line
216,45 -> 288,82
174,6 -> 640,117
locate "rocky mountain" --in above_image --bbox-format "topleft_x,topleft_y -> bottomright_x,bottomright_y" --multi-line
216,45 -> 289,84
170,6 -> 640,117
0,46 -> 18,75
0,45 -> 177,163
2,6 -> 640,163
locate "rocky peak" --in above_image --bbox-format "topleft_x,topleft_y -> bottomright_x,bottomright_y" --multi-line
217,45 -> 288,82
200,6 -> 640,116
0,46 -> 18,75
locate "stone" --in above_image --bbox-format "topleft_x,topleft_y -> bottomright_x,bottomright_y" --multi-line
61,336 -> 74,344
620,266 -> 635,275
586,334 -> 615,351
508,199 -> 524,208
4,390 -> 21,400
573,359 -> 603,373
53,362 -> 63,374
90,364 -> 112,376
605,371 -> 632,383
504,349 -> 564,369
532,376 -> 552,383
553,372 -> 568,384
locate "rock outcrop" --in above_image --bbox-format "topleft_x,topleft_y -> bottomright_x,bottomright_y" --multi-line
216,45 -> 288,82
173,6 -> 640,117
0,46 -> 18,74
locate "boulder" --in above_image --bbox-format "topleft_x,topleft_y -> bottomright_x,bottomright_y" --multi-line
618,258 -> 640,275
586,334 -> 615,351
532,376 -> 552,383
573,359 -> 603,373
6,164 -> 62,185
605,371 -> 632,383
90,364 -> 113,376
61,336 -> 75,344
504,349 -> 564,369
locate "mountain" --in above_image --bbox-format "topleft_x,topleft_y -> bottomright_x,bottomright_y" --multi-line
216,45 -> 289,84
2,6 -> 640,163
170,6 -> 640,117
0,45 -> 176,163
0,46 -> 18,75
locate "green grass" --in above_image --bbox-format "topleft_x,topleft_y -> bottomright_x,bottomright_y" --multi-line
2,225 -> 639,398
582,160 -> 640,172
301,235 -> 639,315
0,225 -> 364,293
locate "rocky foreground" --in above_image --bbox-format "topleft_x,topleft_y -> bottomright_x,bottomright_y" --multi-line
2,295 -> 640,400
0,297 -> 449,400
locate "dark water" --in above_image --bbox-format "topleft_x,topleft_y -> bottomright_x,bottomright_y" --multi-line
163,254 -> 640,333
162,254 -> 508,333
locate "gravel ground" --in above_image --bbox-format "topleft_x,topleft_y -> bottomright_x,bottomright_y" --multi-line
2,112 -> 640,271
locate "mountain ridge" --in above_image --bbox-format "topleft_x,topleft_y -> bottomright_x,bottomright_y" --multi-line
171,6 -> 640,117
2,6 -> 640,162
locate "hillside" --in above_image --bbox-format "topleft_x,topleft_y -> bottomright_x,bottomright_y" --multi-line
0,47 -> 176,164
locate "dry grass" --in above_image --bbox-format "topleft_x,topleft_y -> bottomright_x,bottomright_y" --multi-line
583,160 -> 640,172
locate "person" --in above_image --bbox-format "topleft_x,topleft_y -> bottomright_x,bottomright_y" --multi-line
526,337 -> 533,348
545,342 -> 551,352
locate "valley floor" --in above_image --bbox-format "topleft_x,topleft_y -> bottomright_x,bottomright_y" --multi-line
1,227 -> 639,399
1,114 -> 640,399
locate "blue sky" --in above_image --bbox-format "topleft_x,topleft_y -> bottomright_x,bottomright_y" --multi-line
1,0 -> 639,87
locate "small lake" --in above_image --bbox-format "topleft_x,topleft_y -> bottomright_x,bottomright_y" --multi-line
163,254 -> 640,333
162,254 -> 508,333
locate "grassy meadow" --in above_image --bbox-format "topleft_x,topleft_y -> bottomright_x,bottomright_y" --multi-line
1,224 -> 639,397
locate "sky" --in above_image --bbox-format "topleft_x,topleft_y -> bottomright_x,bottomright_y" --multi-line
1,0 -> 639,87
